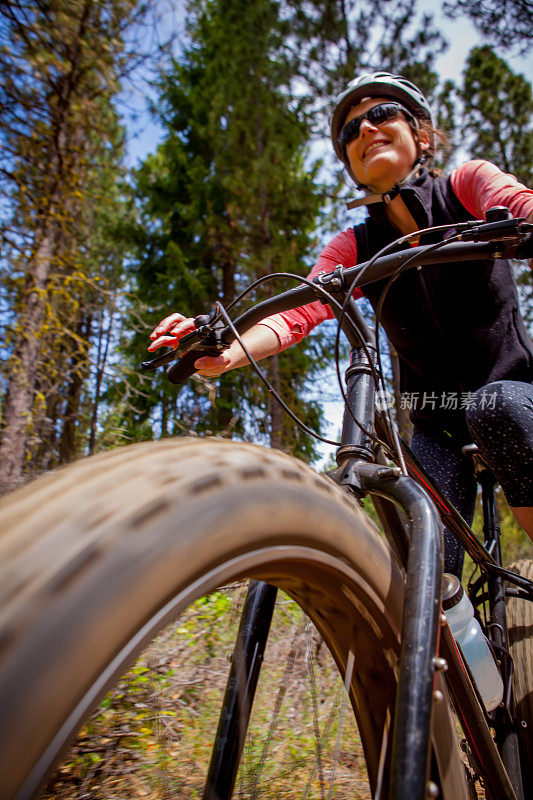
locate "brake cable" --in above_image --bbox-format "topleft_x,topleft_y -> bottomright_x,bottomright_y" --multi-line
216,301 -> 342,447
372,233 -> 465,402
162,221 -> 485,458
214,271 -> 392,449
333,223 -> 473,463
221,267 -> 410,452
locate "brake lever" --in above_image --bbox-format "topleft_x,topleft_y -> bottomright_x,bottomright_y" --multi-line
141,328 -> 202,371
458,207 -> 528,243
141,305 -> 230,372
165,305 -> 231,385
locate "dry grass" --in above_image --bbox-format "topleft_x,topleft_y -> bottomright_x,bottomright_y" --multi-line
44,587 -> 372,800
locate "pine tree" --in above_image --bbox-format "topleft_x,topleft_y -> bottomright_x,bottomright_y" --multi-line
283,0 -> 447,117
117,0 -> 327,456
460,46 -> 532,186
444,0 -> 532,56
460,45 -> 533,331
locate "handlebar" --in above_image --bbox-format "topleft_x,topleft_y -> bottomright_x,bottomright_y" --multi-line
166,347 -> 221,384
141,217 -> 533,385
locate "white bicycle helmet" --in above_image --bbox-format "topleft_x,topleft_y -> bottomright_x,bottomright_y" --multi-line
330,72 -> 434,206
331,72 -> 433,162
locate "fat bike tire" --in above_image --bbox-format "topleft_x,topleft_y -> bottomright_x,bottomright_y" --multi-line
0,438 -> 464,800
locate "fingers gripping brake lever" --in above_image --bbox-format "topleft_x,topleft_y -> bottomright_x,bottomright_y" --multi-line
141,306 -> 230,385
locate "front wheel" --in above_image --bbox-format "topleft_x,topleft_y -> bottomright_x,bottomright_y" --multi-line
0,438 -> 462,799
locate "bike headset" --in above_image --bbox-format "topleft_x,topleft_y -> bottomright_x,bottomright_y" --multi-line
330,72 -> 434,208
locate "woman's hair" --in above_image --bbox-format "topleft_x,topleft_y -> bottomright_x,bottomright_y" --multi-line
417,119 -> 450,162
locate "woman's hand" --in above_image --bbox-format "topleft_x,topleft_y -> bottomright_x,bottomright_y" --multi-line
148,312 -> 234,376
148,313 -> 196,352
148,315 -> 282,378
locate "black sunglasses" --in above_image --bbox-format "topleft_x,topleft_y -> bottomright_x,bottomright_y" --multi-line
338,102 -> 414,149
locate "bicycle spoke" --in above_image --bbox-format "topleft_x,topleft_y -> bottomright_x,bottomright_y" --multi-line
327,650 -> 355,800
246,611 -> 308,799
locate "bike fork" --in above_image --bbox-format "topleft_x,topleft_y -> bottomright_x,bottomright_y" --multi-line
203,580 -> 278,800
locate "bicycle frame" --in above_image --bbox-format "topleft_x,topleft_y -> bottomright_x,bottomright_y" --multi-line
311,262 -> 530,798
203,295 -> 531,800
142,219 -> 533,800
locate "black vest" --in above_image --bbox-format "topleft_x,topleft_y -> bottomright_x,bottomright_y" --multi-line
353,169 -> 533,425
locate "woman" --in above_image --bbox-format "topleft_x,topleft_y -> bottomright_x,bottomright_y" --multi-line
148,72 -> 533,575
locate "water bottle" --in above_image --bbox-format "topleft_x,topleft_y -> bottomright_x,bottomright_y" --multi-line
442,573 -> 504,712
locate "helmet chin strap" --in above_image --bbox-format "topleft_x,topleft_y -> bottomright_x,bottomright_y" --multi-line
346,156 -> 426,210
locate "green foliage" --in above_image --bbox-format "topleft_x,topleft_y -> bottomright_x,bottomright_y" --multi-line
284,0 -> 446,97
455,45 -> 533,333
460,46 -> 533,185
463,492 -> 532,589
45,589 -> 369,798
117,0 -> 327,456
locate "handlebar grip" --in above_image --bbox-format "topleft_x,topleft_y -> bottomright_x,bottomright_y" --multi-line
166,347 -> 221,385
517,232 -> 533,260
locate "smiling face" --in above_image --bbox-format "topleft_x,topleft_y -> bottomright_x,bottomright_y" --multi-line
343,97 -> 429,192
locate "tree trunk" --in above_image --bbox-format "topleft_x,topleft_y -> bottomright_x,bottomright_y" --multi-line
0,229 -> 54,494
30,379 -> 62,475
267,354 -> 283,450
58,364 -> 85,464
161,391 -> 168,438
222,256 -> 236,306
55,312 -> 91,464
88,306 -> 114,455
